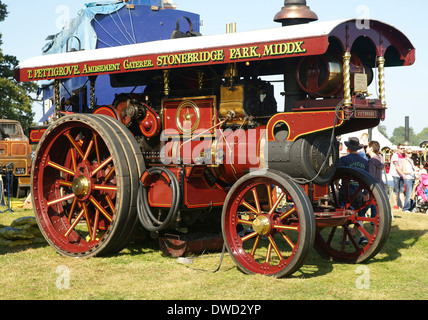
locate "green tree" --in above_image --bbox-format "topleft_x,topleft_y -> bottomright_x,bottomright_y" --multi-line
0,2 -> 6,21
0,1 -> 38,131
416,128 -> 428,145
389,126 -> 419,146
378,124 -> 388,139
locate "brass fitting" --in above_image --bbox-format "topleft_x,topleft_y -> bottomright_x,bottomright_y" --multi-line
342,51 -> 352,108
377,56 -> 386,107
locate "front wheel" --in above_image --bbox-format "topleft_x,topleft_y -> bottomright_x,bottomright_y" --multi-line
222,170 -> 315,278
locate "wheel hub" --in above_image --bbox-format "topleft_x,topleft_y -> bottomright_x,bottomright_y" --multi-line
252,215 -> 271,236
72,175 -> 90,198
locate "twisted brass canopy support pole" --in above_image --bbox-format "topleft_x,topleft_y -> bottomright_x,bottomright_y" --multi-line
377,56 -> 386,108
198,71 -> 204,90
342,51 -> 352,108
164,70 -> 170,96
54,79 -> 61,120
89,77 -> 96,109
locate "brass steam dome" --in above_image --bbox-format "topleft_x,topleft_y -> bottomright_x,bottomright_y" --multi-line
274,0 -> 318,26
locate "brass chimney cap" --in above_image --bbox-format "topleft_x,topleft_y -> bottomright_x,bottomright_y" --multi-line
274,0 -> 318,26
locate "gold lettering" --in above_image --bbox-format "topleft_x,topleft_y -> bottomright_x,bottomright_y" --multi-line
263,41 -> 306,57
294,41 -> 306,53
156,50 -> 225,67
229,46 -> 260,60
263,44 -> 274,57
229,48 -> 238,60
216,50 -> 225,61
73,65 -> 80,75
124,59 -> 154,70
250,46 -> 260,58
191,52 -> 199,63
81,63 -> 121,75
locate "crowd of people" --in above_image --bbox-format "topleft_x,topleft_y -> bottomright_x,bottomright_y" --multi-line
389,143 -> 428,212
339,135 -> 428,213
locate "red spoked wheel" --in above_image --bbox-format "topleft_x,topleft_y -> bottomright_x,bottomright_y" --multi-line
222,170 -> 315,278
32,114 -> 142,257
315,167 -> 391,263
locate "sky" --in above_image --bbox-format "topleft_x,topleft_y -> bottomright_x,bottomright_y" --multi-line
0,0 -> 426,137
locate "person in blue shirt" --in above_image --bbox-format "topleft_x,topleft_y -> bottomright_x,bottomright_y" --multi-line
339,137 -> 369,246
340,137 -> 369,171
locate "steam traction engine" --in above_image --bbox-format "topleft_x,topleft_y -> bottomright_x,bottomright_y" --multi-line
15,1 -> 415,277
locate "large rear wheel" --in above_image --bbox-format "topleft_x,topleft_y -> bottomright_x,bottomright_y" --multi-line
32,114 -> 142,257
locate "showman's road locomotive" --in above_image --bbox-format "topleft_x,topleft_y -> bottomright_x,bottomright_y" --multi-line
15,0 -> 415,277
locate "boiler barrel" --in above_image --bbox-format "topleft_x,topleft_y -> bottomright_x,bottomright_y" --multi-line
267,132 -> 338,185
160,127 -> 337,185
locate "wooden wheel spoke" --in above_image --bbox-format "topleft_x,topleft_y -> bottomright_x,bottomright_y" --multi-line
82,202 -> 93,240
268,235 -> 284,261
71,149 -> 77,173
280,231 -> 295,250
64,202 -> 95,240
93,132 -> 101,163
91,156 -> 113,177
273,224 -> 298,231
349,234 -> 360,250
242,201 -> 259,215
104,166 -> 116,182
237,218 -> 253,226
326,226 -> 337,245
91,209 -> 100,241
89,196 -> 113,222
105,194 -> 115,212
47,193 -> 75,207
268,191 -> 285,215
241,231 -> 258,242
65,132 -> 85,159
340,228 -> 348,252
357,216 -> 377,226
47,160 -> 75,176
266,185 -> 274,210
67,197 -> 78,222
252,189 -> 261,214
279,206 -> 296,220
64,208 -> 85,237
94,184 -> 118,192
250,235 -> 260,256
340,226 -> 355,252
58,179 -> 72,187
355,223 -> 371,239
348,185 -> 364,208
265,242 -> 273,263
83,139 -> 94,161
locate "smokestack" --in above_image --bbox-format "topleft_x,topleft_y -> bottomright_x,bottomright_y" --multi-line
274,0 -> 318,26
404,116 -> 410,146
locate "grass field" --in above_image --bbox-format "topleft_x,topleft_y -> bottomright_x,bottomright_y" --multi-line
0,205 -> 427,300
